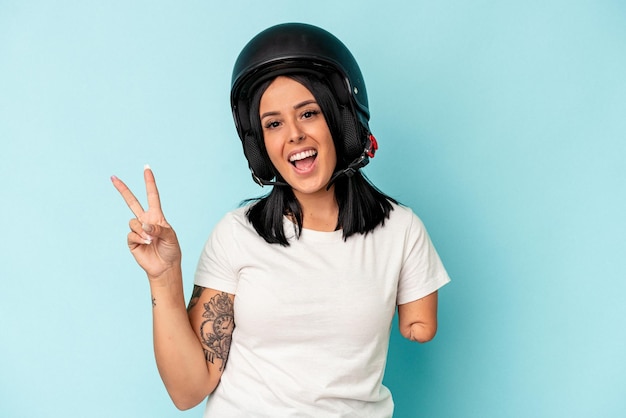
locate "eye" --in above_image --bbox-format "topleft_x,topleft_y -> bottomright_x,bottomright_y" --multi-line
264,120 -> 281,129
302,109 -> 320,119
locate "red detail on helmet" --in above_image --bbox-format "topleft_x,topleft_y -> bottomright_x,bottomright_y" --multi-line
366,134 -> 378,158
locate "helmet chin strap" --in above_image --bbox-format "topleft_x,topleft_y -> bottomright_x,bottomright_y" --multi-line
326,154 -> 369,190
251,171 -> 289,187
253,161 -> 364,190
326,133 -> 378,190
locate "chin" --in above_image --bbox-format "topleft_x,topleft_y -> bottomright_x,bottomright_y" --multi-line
290,179 -> 333,195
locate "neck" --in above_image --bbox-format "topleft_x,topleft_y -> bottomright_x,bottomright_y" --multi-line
293,185 -> 339,232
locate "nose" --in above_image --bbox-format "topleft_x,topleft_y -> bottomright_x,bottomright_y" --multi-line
287,120 -> 305,143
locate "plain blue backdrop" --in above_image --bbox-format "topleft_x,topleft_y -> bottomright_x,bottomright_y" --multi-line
1,1 -> 625,417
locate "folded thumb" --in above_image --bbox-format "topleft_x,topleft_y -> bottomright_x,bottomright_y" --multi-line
142,223 -> 175,241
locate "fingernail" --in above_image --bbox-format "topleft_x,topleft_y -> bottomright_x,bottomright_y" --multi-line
144,164 -> 151,171
144,238 -> 153,245
110,175 -> 119,182
142,223 -> 154,233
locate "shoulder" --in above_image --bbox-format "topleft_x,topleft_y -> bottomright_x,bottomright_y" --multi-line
386,202 -> 425,231
388,202 -> 414,220
213,205 -> 253,232
204,205 -> 260,249
372,203 -> 433,250
198,204 -> 261,261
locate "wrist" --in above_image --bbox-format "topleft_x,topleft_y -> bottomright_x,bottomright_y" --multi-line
147,265 -> 185,306
147,263 -> 182,284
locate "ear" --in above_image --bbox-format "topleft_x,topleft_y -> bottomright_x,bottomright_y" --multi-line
243,134 -> 275,181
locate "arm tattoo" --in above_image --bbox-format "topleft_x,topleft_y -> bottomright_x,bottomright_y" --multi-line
200,292 -> 234,371
187,285 -> 205,312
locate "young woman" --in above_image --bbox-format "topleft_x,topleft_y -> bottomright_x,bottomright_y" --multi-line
112,23 -> 450,417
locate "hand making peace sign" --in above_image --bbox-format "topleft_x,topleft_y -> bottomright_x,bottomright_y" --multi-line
111,166 -> 181,278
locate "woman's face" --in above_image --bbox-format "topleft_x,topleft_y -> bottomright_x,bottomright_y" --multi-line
259,76 -> 337,198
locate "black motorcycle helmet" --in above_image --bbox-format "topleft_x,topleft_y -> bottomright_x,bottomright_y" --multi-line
230,23 -> 378,186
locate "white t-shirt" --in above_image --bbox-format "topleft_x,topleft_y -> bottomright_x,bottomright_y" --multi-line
194,203 -> 450,417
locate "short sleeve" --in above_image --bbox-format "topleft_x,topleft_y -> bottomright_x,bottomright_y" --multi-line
194,213 -> 240,294
396,212 -> 451,305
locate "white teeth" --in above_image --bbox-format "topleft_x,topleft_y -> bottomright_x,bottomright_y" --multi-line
289,150 -> 317,162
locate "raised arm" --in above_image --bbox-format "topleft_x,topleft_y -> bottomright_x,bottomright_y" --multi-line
397,291 -> 439,343
111,166 -> 228,409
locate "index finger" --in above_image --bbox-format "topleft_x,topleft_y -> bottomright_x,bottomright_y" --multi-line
111,174 -> 145,219
143,165 -> 162,211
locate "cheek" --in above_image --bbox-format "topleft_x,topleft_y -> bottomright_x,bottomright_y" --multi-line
325,136 -> 338,167
263,135 -> 283,165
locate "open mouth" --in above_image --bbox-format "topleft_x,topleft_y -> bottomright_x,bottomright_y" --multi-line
289,149 -> 318,170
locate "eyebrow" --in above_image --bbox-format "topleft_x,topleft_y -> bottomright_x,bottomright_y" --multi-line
260,99 -> 318,120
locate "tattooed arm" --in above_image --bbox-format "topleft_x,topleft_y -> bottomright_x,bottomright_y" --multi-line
149,273 -> 232,410
187,286 -> 235,374
111,169 -> 233,408
111,168 -> 226,409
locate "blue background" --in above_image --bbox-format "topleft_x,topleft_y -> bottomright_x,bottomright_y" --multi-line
1,1 -> 625,417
